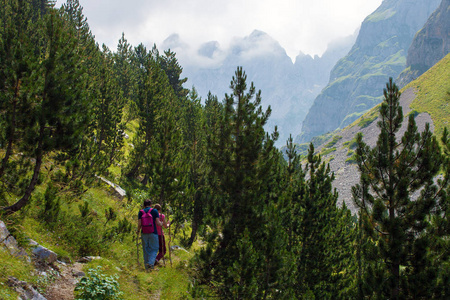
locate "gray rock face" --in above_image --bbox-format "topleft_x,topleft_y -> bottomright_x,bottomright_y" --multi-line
0,220 -> 11,242
32,245 -> 58,264
1,220 -> 27,257
8,276 -> 47,300
296,0 -> 441,144
397,0 -> 450,87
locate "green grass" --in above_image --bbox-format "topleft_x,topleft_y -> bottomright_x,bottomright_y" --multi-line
343,136 -> 359,150
324,136 -> 342,148
321,147 -> 337,156
406,53 -> 450,139
76,237 -> 199,299
366,7 -> 396,22
0,247 -> 36,300
357,109 -> 379,129
1,168 -> 201,299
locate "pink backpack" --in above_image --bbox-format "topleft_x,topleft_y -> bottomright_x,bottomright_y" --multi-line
140,208 -> 154,234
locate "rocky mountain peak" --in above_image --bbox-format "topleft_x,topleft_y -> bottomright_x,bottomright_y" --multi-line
296,0 -> 441,144
397,0 -> 450,87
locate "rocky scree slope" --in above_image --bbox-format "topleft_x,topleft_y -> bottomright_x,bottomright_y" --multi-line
315,53 -> 450,213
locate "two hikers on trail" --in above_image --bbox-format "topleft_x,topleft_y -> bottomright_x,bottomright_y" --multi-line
136,199 -> 169,270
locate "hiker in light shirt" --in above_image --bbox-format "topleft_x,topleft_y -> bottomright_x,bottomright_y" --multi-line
153,204 -> 170,265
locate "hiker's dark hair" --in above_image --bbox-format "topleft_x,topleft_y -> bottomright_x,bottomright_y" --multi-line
143,199 -> 152,207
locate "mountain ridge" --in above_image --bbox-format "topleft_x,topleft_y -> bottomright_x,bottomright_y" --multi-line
296,0 -> 441,144
397,0 -> 450,87
173,30 -> 357,146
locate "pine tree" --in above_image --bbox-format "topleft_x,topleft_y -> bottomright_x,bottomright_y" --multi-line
428,127 -> 450,298
353,78 -> 445,298
3,9 -> 90,213
183,88 -> 208,246
202,67 -> 277,298
124,44 -> 156,180
159,49 -> 189,100
73,45 -> 125,182
149,72 -> 184,214
294,144 -> 356,299
0,0 -> 36,186
114,33 -> 138,124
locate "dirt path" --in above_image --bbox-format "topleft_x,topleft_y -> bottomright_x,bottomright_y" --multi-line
44,262 -> 84,300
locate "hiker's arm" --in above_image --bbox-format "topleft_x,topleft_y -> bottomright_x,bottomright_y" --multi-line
136,219 -> 142,234
163,217 -> 170,229
155,217 -> 163,227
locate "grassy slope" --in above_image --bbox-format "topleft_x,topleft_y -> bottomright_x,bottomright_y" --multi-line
1,121 -> 200,299
407,53 -> 450,138
312,53 -> 450,158
1,183 -> 197,299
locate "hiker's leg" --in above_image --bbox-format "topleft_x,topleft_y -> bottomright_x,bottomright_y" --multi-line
141,234 -> 150,267
148,234 -> 159,267
156,234 -> 164,261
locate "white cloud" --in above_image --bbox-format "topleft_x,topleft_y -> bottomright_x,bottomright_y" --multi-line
55,0 -> 382,59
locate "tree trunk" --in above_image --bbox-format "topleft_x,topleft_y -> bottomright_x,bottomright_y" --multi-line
188,217 -> 198,247
141,174 -> 149,186
3,126 -> 44,214
0,80 -> 20,179
126,160 -> 140,178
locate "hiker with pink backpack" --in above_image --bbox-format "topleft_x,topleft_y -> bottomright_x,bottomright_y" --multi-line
136,199 -> 163,270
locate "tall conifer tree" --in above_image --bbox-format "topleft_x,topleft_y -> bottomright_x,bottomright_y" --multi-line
294,144 -> 356,298
3,9 -> 90,213
0,0 -> 36,188
183,88 -> 208,246
353,78 -> 445,298
202,67 -> 278,298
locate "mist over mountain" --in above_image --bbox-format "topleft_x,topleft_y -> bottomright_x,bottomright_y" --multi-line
296,0 -> 441,144
163,30 -> 357,146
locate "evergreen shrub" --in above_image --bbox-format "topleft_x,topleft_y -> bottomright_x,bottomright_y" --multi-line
74,266 -> 123,300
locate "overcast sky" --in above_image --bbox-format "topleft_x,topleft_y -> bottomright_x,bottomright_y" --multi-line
55,0 -> 382,61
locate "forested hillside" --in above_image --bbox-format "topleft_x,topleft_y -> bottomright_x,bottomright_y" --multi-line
1,1 -> 449,299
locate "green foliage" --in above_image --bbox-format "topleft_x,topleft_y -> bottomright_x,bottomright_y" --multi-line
343,135 -> 359,149
36,269 -> 59,294
105,207 -> 117,224
357,111 -> 378,128
78,201 -> 91,219
345,149 -> 357,164
294,144 -> 357,299
38,184 -> 61,227
310,131 -> 338,148
1,1 -> 447,298
75,266 -> 123,300
353,78 -> 447,298
321,147 -> 337,156
324,135 -> 342,148
197,67 -> 283,298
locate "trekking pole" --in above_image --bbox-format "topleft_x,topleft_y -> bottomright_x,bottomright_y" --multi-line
136,231 -> 140,269
162,233 -> 166,267
168,215 -> 173,267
